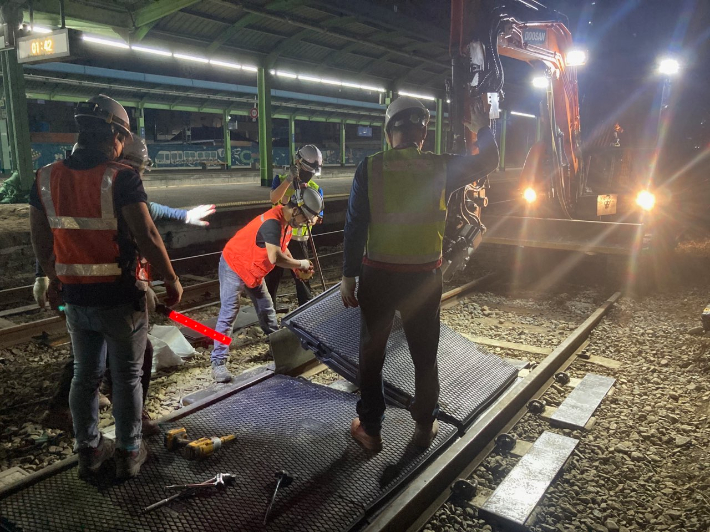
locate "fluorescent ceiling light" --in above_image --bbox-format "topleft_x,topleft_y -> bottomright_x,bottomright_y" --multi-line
298,74 -> 322,83
510,111 -> 536,118
82,35 -> 129,49
132,45 -> 172,57
241,65 -> 258,72
320,78 -> 342,86
398,90 -> 436,101
31,26 -> 53,34
276,71 -> 298,78
174,53 -> 209,63
210,59 -> 242,69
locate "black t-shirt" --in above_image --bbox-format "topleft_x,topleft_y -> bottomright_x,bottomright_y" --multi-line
255,219 -> 288,249
29,149 -> 148,307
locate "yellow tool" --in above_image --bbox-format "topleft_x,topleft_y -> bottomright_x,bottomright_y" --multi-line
182,435 -> 236,461
164,427 -> 190,451
294,266 -> 314,281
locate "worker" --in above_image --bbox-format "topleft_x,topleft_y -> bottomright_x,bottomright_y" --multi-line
29,95 -> 183,480
211,187 -> 324,383
340,96 -> 498,452
265,145 -> 324,306
36,136 -> 215,436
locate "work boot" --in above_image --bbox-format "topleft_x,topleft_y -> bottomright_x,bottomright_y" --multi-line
115,441 -> 148,480
98,392 -> 112,409
211,361 -> 232,383
412,419 -> 439,449
141,410 -> 160,437
350,418 -> 382,452
40,407 -> 74,433
78,435 -> 115,479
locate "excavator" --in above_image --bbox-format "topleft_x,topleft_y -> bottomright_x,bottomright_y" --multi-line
441,0 -> 653,280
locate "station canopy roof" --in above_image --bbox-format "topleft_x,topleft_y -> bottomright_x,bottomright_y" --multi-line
25,0 -> 452,99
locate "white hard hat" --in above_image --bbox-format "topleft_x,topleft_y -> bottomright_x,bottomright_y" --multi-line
296,144 -> 322,176
74,94 -> 132,137
384,96 -> 430,133
291,187 -> 323,223
119,136 -> 153,172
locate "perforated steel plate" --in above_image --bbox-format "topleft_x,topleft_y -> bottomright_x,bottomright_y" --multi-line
0,375 -> 456,532
283,285 -> 519,430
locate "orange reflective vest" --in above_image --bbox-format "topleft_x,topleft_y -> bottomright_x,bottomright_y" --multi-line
223,205 -> 291,288
37,160 -> 129,285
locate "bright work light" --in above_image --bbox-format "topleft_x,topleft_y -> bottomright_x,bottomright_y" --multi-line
566,50 -> 588,66
532,76 -> 548,88
523,187 -> 537,203
636,190 -> 655,211
658,58 -> 680,76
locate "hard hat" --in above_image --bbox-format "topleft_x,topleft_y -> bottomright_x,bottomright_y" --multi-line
295,144 -> 322,176
74,94 -> 132,137
291,187 -> 323,223
119,136 -> 153,172
384,96 -> 430,133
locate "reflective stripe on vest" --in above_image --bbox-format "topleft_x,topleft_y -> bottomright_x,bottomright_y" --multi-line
38,162 -> 123,284
273,175 -> 321,240
366,148 -> 447,265
39,166 -> 118,230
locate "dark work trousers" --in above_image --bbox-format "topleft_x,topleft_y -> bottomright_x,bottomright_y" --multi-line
49,340 -> 154,410
265,239 -> 313,306
356,265 -> 443,436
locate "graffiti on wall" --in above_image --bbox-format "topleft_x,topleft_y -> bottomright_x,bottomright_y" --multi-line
27,142 -> 381,171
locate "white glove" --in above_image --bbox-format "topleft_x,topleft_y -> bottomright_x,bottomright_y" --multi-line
298,259 -> 313,271
33,276 -> 49,307
146,286 -> 158,312
185,204 -> 216,226
465,97 -> 491,133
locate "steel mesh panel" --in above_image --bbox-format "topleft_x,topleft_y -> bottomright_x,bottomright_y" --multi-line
1,376 -> 456,532
283,285 -> 519,429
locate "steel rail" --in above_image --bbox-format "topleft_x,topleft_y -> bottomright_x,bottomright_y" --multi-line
363,291 -> 622,532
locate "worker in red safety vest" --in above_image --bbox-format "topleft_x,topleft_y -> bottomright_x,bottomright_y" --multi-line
211,187 -> 324,383
29,95 -> 183,480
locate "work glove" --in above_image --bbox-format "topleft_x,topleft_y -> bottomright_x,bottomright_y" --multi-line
33,276 -> 49,308
340,276 -> 358,308
465,97 -> 491,133
46,278 -> 64,311
185,204 -> 216,226
297,259 -> 313,272
146,286 -> 159,312
163,277 -> 183,307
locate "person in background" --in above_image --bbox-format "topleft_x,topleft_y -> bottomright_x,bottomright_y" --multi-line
211,187 -> 323,383
340,96 -> 498,452
36,136 -> 215,437
266,145 -> 324,306
30,95 -> 182,480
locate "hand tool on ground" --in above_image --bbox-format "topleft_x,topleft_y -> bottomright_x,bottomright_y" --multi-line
182,434 -> 236,461
165,472 -> 236,491
143,473 -> 236,513
155,304 -> 232,345
164,427 -> 235,460
263,470 -> 294,525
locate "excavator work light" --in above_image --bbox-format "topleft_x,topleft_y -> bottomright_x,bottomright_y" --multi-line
658,58 -> 680,76
532,76 -> 548,88
566,50 -> 587,66
523,187 -> 537,203
636,190 -> 655,211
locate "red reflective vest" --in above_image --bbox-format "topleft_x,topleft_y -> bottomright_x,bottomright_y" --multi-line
223,205 -> 291,288
37,160 -> 129,285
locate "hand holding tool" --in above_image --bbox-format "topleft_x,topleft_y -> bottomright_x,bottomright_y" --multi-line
263,470 -> 293,525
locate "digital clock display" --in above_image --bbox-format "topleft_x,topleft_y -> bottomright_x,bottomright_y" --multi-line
17,29 -> 70,63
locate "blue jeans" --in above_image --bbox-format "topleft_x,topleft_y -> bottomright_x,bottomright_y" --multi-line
212,254 -> 279,362
64,302 -> 147,451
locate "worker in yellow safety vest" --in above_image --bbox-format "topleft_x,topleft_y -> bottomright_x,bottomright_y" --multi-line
340,96 -> 498,452
266,145 -> 324,306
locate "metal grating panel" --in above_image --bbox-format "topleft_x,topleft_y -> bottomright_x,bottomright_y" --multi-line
1,376 -> 456,532
283,285 -> 519,430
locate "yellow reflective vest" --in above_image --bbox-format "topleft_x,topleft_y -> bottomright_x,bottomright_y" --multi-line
366,147 -> 447,264
273,174 -> 322,241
